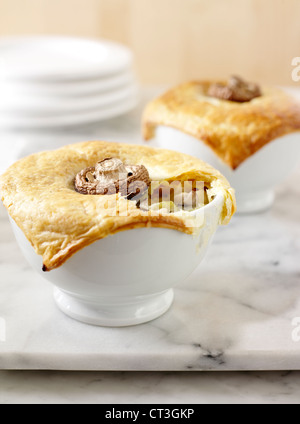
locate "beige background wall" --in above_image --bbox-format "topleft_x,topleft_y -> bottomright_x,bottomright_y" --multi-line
0,0 -> 299,86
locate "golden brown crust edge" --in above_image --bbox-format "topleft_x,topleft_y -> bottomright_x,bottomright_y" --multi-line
143,81 -> 300,169
0,141 -> 236,271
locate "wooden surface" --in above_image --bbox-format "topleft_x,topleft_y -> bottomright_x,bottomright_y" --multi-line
0,0 -> 299,85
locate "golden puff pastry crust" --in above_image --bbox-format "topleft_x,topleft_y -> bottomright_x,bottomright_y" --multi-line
0,141 -> 236,271
143,81 -> 300,169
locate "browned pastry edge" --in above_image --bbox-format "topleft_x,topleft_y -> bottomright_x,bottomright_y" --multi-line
143,81 -> 300,169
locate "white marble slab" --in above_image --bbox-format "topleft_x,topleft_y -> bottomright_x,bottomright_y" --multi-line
0,169 -> 299,371
0,87 -> 300,371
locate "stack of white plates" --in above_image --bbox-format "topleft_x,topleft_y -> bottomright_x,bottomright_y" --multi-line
0,36 -> 139,128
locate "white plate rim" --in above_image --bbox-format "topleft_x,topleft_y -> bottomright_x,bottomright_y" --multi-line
0,36 -> 133,81
0,96 -> 139,128
0,71 -> 136,97
0,83 -> 139,114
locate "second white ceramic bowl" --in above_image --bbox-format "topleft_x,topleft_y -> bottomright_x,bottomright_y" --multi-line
152,126 -> 300,213
10,194 -> 225,327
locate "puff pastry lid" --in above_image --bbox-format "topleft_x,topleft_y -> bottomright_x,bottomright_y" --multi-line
0,141 -> 236,271
143,81 -> 300,169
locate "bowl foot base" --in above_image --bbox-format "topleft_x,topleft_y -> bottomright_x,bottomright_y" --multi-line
236,190 -> 275,214
53,288 -> 174,327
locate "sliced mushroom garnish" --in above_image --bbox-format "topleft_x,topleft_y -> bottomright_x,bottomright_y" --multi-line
75,157 -> 151,200
208,75 -> 262,103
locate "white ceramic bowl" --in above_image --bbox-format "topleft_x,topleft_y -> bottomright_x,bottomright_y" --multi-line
10,194 -> 224,327
152,126 -> 300,213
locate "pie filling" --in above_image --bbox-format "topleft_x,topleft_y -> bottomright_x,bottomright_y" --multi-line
75,157 -> 209,215
136,180 -> 209,214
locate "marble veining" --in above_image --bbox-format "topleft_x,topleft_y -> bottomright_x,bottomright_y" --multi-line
1,371 -> 300,404
0,88 -> 300,372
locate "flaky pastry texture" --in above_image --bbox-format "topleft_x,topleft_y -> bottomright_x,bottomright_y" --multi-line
0,141 -> 236,271
143,81 -> 300,169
